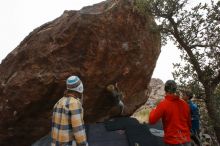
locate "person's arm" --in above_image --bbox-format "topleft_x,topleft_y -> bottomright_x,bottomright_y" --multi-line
149,102 -> 164,124
70,100 -> 88,146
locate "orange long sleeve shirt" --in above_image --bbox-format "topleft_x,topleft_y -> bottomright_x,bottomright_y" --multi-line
149,94 -> 191,144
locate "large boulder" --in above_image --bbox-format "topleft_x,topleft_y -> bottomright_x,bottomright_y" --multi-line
0,0 -> 160,145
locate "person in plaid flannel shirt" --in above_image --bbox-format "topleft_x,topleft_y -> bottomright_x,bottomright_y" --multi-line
51,75 -> 88,146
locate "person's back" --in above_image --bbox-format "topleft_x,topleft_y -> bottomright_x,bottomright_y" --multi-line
51,96 -> 86,146
149,80 -> 191,146
51,75 -> 88,146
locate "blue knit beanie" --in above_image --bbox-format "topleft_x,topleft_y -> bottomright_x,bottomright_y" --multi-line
66,75 -> 84,93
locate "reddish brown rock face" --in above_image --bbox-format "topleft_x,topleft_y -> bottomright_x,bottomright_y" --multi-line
0,0 -> 160,145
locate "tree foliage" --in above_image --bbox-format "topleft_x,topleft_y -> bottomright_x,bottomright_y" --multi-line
171,0 -> 220,93
135,0 -> 220,93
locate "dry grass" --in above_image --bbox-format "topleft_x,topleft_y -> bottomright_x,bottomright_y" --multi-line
132,106 -> 151,123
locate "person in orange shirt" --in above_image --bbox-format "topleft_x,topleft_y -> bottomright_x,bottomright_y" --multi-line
149,80 -> 191,146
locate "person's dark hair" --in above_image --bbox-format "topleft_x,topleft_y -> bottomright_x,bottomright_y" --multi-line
185,90 -> 193,100
164,80 -> 177,93
64,90 -> 81,98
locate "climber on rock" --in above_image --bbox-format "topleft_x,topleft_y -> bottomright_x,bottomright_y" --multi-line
106,83 -> 125,115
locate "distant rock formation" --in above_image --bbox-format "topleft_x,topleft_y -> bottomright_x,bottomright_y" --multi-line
132,78 -> 164,123
147,78 -> 164,105
0,0 -> 160,145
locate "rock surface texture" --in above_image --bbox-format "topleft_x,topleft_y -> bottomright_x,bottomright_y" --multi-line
0,0 -> 161,145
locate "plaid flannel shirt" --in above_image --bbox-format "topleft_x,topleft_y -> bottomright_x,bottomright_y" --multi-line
51,96 -> 88,146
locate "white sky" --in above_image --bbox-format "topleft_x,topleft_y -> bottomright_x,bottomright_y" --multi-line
0,0 -> 200,83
